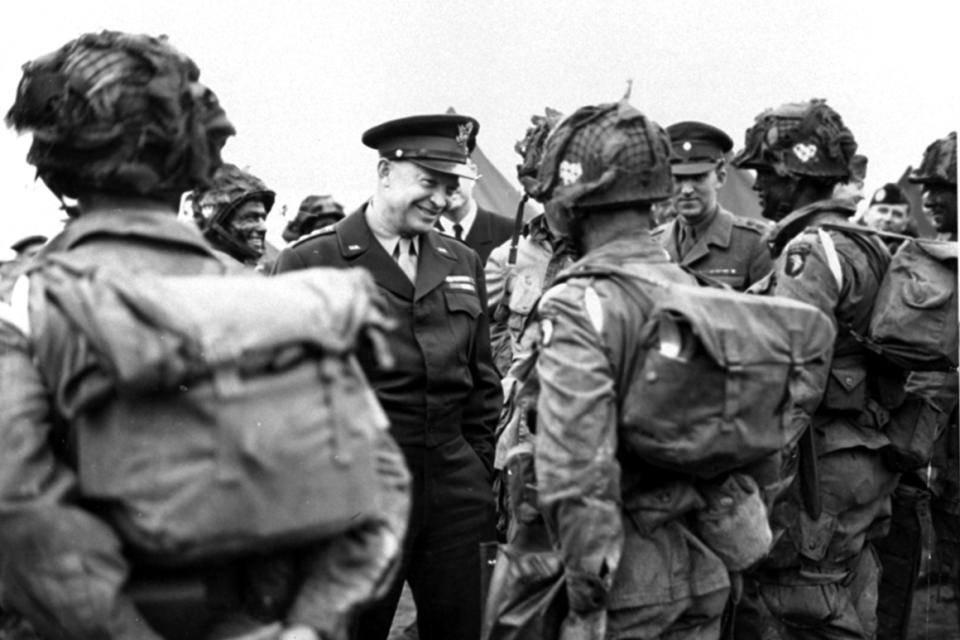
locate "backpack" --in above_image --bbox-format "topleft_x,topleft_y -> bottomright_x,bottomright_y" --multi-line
820,223 -> 958,372
23,254 -> 399,566
554,264 -> 836,478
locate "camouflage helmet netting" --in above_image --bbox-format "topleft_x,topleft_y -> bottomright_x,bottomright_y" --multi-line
909,132 -> 957,187
530,100 -> 673,210
192,163 -> 275,228
5,30 -> 235,200
515,107 -> 565,197
732,99 -> 857,181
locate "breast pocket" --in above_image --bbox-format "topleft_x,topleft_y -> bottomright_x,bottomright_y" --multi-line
703,268 -> 746,291
444,289 -> 482,364
506,272 -> 543,342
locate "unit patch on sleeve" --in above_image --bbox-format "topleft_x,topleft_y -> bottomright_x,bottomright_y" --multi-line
784,243 -> 811,277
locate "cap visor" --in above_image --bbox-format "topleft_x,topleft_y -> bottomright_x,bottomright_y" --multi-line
410,159 -> 477,179
671,162 -> 718,176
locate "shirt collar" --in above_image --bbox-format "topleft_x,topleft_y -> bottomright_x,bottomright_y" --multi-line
678,204 -> 719,237
51,205 -> 214,255
364,202 -> 420,256
438,198 -> 477,238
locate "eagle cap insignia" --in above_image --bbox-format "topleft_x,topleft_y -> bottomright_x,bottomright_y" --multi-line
456,122 -> 474,154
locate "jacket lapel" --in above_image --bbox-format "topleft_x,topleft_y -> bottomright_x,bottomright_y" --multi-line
465,209 -> 491,248
661,220 -> 681,263
415,231 -> 458,301
681,208 -> 733,266
337,207 -> 414,299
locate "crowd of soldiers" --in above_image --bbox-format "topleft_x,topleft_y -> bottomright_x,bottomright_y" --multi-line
0,29 -> 956,640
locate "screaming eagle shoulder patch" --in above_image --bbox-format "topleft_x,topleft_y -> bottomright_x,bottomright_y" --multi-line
784,243 -> 811,277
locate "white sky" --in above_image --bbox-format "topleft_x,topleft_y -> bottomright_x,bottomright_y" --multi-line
1,0 -> 956,259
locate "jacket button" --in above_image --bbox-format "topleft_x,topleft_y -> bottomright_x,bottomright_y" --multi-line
646,371 -> 658,383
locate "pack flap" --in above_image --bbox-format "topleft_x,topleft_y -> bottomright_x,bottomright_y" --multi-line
828,364 -> 868,392
41,266 -> 386,391
650,286 -> 836,368
913,238 -> 958,262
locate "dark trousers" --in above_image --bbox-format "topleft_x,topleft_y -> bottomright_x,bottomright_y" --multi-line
352,436 -> 496,640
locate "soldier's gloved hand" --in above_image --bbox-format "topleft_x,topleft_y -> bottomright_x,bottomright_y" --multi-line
559,609 -> 606,640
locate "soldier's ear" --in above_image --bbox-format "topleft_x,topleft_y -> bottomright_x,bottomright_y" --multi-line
715,164 -> 728,187
376,158 -> 392,183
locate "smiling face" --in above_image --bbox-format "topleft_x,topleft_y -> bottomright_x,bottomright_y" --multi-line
863,203 -> 910,233
226,198 -> 268,257
377,160 -> 460,236
671,166 -> 725,222
922,183 -> 958,235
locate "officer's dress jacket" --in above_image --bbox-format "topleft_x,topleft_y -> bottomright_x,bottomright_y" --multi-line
273,206 -> 501,470
534,231 -> 729,633
653,206 -> 772,290
464,206 -> 514,266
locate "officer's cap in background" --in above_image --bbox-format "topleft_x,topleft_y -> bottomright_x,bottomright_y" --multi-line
10,234 -> 48,254
297,194 -> 344,219
666,121 -> 733,175
869,183 -> 908,207
363,114 -> 479,180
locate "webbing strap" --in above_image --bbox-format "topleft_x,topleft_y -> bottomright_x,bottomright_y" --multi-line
0,275 -> 31,337
817,228 -> 843,291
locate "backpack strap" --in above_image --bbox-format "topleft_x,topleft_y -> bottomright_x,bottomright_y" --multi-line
0,275 -> 31,337
819,222 -> 890,284
816,229 -> 844,290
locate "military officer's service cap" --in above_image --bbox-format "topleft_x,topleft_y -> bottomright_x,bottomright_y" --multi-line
869,183 -> 908,207
362,114 -> 480,179
666,121 -> 734,175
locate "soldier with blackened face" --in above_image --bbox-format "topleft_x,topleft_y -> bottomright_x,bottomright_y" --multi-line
191,163 -> 275,266
731,100 -> 902,640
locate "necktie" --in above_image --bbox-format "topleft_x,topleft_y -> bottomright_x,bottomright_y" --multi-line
393,238 -> 418,283
678,224 -> 696,258
453,223 -> 464,242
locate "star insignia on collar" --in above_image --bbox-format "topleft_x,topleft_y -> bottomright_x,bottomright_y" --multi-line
682,141 -> 692,151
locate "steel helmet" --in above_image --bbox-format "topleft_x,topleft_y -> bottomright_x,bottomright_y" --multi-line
909,132 -> 957,187
528,99 -> 673,210
732,99 -> 857,181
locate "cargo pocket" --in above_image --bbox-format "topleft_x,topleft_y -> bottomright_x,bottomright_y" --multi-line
759,578 -> 848,629
821,365 -> 867,413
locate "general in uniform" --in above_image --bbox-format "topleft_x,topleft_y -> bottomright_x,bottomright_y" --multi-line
273,114 -> 501,640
